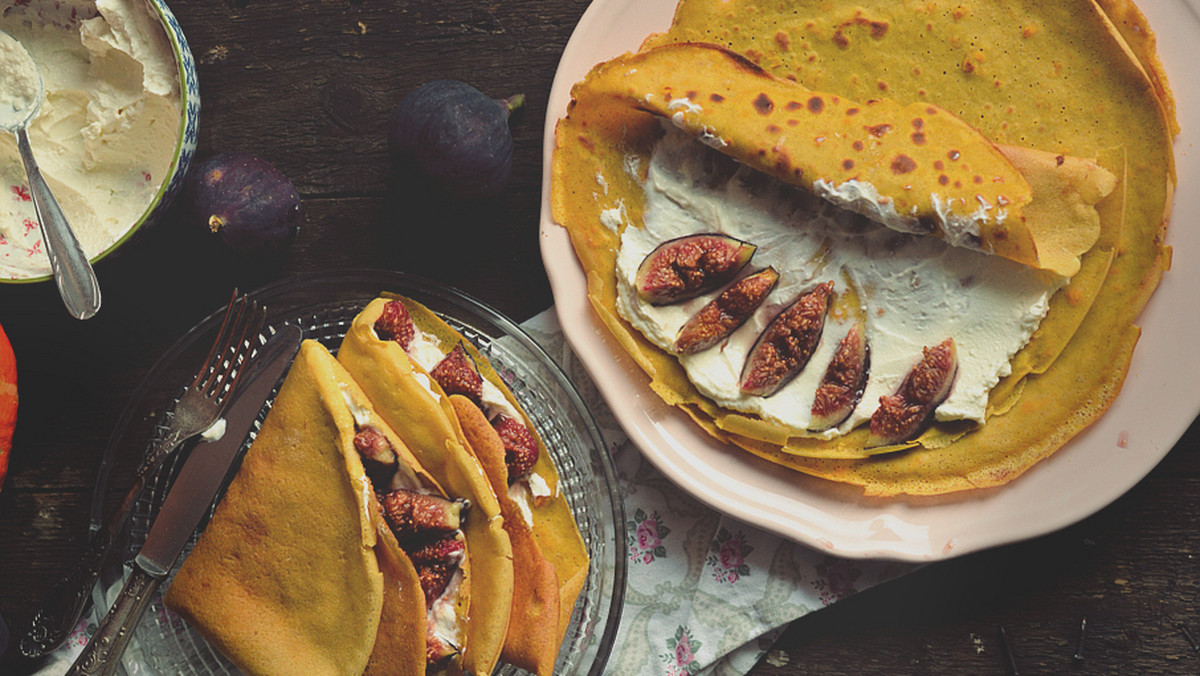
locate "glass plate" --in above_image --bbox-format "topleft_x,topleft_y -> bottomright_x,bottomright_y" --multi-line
92,270 -> 626,675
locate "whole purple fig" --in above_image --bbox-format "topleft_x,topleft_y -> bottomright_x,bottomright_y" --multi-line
185,152 -> 301,256
388,80 -> 523,200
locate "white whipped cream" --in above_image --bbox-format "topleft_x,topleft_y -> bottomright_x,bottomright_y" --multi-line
0,0 -> 182,279
508,479 -> 535,528
615,128 -> 1063,436
339,385 -> 373,427
405,324 -> 521,422
0,31 -> 40,127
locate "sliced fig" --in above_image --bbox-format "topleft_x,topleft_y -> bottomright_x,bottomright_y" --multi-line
739,281 -> 834,397
416,560 -> 459,606
374,299 -> 415,350
407,532 -> 467,567
635,233 -> 756,305
809,322 -> 870,431
352,424 -> 399,487
492,414 -> 538,480
379,488 -> 464,540
674,267 -> 779,355
430,343 -> 483,402
868,338 -> 958,447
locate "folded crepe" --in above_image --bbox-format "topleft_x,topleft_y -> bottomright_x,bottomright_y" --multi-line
339,295 -> 589,675
164,340 -> 440,676
551,0 -> 1174,495
337,300 -> 516,676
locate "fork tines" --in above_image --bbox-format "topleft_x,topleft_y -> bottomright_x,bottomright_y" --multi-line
195,291 -> 268,404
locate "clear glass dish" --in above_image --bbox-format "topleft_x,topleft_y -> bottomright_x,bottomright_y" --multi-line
92,270 -> 626,675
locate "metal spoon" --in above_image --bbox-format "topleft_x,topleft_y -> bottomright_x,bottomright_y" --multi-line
0,29 -> 101,319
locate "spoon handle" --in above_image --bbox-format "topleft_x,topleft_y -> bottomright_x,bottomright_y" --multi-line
14,127 -> 102,320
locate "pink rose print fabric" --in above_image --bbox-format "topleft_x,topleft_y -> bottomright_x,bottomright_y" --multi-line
628,508 -> 670,564
814,556 -> 864,606
708,528 -> 753,584
662,626 -> 703,675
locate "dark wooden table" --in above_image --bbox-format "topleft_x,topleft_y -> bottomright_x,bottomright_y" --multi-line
1,1 -> 1196,674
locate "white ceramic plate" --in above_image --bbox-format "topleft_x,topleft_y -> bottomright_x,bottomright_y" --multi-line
538,0 -> 1200,561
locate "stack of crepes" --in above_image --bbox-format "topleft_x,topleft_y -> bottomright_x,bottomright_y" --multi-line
163,296 -> 589,676
551,0 -> 1176,495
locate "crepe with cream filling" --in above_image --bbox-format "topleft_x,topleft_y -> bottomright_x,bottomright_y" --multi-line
340,295 -> 589,675
164,340 -> 449,675
551,0 -> 1174,495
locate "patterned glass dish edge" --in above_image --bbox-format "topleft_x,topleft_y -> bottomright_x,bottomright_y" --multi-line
90,269 -> 626,675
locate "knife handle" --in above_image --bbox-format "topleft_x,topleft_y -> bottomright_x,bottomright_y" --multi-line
65,567 -> 163,676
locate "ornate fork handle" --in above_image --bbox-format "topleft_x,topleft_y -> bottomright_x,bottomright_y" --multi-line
19,431 -> 187,658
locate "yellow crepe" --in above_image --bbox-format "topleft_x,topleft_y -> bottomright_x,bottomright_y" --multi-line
452,396 -> 562,676
551,0 -> 1174,495
572,42 -> 1050,270
165,340 -> 385,676
341,295 -> 591,674
338,300 -> 515,676
364,525 -> 427,676
393,295 -> 590,643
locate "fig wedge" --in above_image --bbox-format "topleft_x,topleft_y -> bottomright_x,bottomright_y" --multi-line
635,233 -> 756,305
809,321 -> 870,431
739,281 -> 834,397
379,488 -> 465,541
374,299 -> 416,350
492,414 -> 539,480
352,424 -> 400,487
674,267 -> 780,355
868,338 -> 958,447
430,342 -> 483,403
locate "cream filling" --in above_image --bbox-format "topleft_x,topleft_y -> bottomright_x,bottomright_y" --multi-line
615,127 -> 1063,437
0,31 -> 40,127
0,0 -> 181,279
429,565 -> 465,650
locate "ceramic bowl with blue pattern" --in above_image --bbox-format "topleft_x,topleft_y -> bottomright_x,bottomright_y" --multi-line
0,0 -> 199,284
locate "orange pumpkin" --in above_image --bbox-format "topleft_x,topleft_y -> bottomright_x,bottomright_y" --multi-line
0,322 -> 16,490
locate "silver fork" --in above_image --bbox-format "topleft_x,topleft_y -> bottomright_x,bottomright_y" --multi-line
18,291 -> 267,659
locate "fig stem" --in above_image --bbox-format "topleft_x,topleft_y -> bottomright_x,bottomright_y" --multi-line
497,93 -> 525,118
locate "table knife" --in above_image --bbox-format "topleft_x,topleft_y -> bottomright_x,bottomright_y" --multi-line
65,324 -> 302,676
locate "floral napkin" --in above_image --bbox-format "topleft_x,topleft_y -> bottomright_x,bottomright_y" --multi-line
519,310 -> 915,675
35,309 -> 914,676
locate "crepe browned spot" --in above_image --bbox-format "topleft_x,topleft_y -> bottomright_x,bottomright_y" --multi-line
164,341 -> 387,676
551,0 -> 1174,495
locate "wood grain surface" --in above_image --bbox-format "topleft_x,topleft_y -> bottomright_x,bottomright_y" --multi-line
0,1 -> 1196,674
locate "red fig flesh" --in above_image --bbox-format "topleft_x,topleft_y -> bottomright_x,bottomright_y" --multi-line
740,281 -> 834,397
868,338 -> 958,447
430,343 -> 483,403
809,322 -> 870,431
674,267 -> 779,355
635,233 -> 756,305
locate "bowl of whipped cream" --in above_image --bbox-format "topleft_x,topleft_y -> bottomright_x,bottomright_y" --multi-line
0,0 -> 198,282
